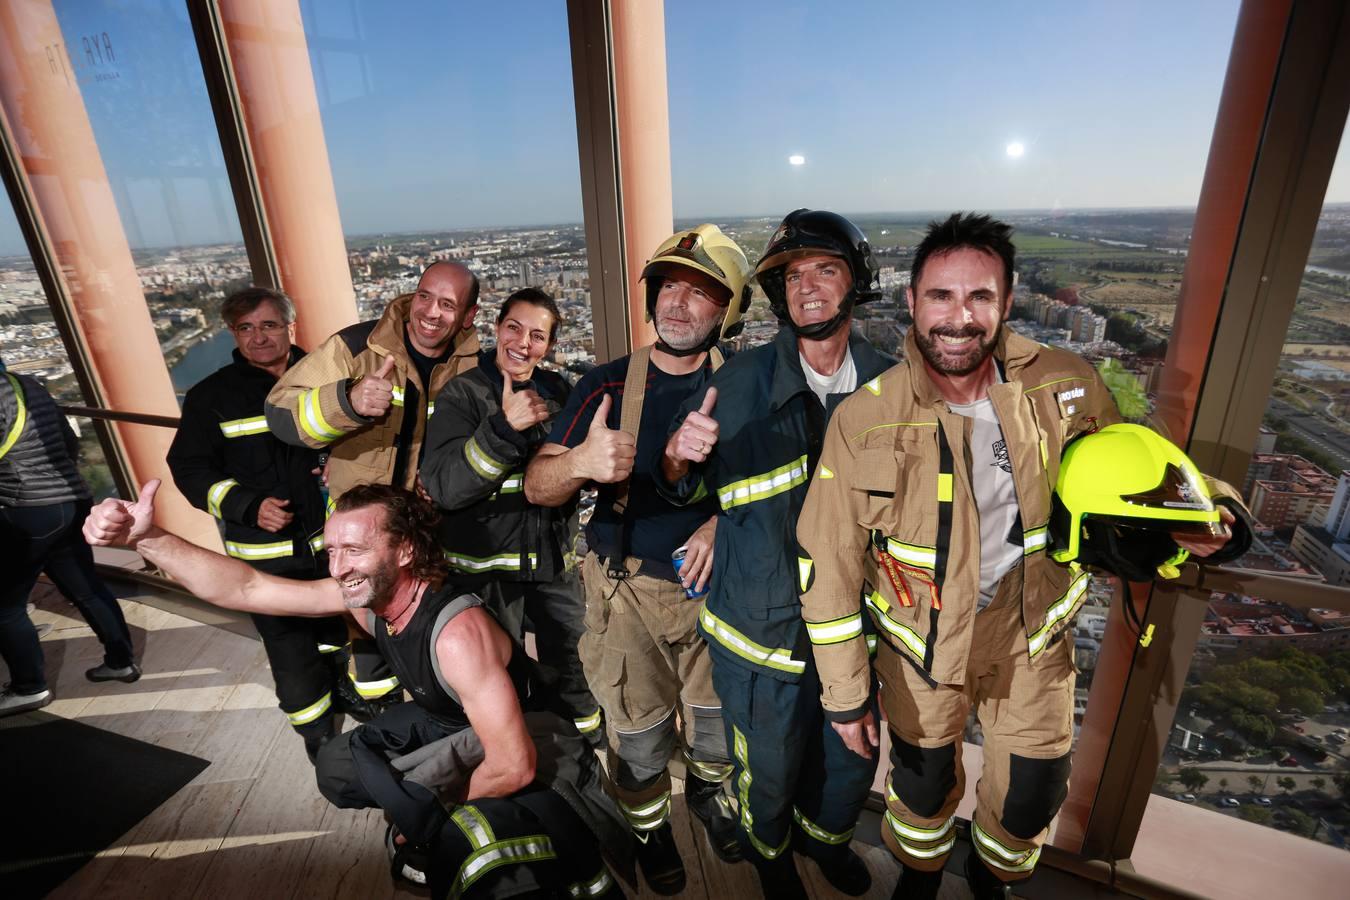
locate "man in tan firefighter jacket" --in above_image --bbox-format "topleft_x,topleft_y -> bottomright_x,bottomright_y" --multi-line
264,261 -> 481,710
796,213 -> 1251,899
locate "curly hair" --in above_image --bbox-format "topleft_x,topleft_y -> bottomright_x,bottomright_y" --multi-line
333,484 -> 447,584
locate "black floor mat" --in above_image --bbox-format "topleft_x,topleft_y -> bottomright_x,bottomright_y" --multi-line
0,710 -> 210,898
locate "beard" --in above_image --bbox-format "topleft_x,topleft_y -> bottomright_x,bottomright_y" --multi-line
913,321 -> 1002,377
656,314 -> 719,351
341,566 -> 398,610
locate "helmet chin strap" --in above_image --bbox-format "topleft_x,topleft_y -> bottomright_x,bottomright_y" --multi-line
653,338 -> 710,358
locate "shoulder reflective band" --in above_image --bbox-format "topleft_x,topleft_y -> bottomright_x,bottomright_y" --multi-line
717,454 -> 809,509
207,478 -> 239,518
443,550 -> 538,572
219,416 -> 269,438
804,612 -> 863,645
699,606 -> 806,674
1023,524 -> 1049,556
0,373 -> 27,460
225,539 -> 294,560
299,387 -> 344,442
464,435 -> 507,479
865,590 -> 927,661
1027,566 -> 1090,657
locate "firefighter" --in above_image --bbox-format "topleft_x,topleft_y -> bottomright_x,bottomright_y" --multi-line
524,225 -> 751,894
796,213 -> 1251,898
659,209 -> 893,898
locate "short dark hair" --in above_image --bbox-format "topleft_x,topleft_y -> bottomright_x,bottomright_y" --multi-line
497,287 -> 562,343
333,484 -> 447,584
911,213 -> 1016,297
221,286 -> 295,328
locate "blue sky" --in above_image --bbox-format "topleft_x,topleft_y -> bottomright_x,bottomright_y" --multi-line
0,0 -> 1345,257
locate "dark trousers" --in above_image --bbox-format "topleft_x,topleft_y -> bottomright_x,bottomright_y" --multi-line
481,573 -> 599,733
0,499 -> 135,693
712,654 -> 879,865
250,611 -> 348,736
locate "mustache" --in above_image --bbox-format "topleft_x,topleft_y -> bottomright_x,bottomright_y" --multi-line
927,325 -> 987,340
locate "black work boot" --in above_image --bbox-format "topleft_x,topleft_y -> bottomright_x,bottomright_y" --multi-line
806,848 -> 872,896
964,851 -> 1015,899
634,822 -> 686,895
298,716 -> 339,765
751,852 -> 808,900
891,862 -> 945,900
685,774 -> 742,862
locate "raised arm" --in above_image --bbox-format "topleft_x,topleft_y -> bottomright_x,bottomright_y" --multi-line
437,607 -> 536,799
264,333 -> 388,449
83,480 -> 349,619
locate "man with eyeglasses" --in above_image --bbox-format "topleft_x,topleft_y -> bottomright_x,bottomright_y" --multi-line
168,287 -> 351,763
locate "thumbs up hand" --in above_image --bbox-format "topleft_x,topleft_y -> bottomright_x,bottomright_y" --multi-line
501,369 -> 549,433
576,393 -> 636,484
666,386 -> 720,466
84,479 -> 161,548
350,355 -> 397,418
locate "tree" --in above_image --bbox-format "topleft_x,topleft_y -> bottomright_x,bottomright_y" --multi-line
1240,806 -> 1273,826
1284,809 -> 1317,838
1178,768 -> 1210,793
1312,776 -> 1327,792
1277,776 -> 1297,794
1219,777 -> 1230,793
1248,775 -> 1265,795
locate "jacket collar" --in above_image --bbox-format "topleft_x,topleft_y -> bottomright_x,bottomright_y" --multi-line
230,344 -> 306,380
368,293 -> 481,362
903,324 -> 1042,408
769,323 -> 894,411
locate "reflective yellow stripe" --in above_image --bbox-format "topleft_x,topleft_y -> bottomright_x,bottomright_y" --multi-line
455,835 -> 556,897
351,674 -> 400,698
884,783 -> 955,841
717,455 -> 808,509
866,591 -> 927,661
573,709 -> 602,734
1023,376 -> 1081,395
427,401 -> 435,416
316,643 -> 344,654
225,539 -> 294,560
864,377 -> 881,396
798,556 -> 814,591
310,534 -> 325,552
972,821 -> 1040,873
498,475 -> 523,494
0,373 -> 27,460
867,634 -> 878,657
818,465 -> 835,479
390,386 -> 405,407
299,387 -> 343,442
937,472 -> 953,502
1023,525 -> 1048,556
452,805 -> 495,849
207,478 -> 238,519
443,551 -> 538,573
286,691 -> 332,725
567,866 -> 614,899
887,811 -> 957,859
325,494 -> 336,518
884,537 -> 937,571
793,807 -> 852,845
218,415 -> 269,438
804,613 -> 863,645
619,792 -> 671,830
682,750 -> 733,782
464,436 -> 507,480
699,607 -> 805,674
1027,567 -> 1090,657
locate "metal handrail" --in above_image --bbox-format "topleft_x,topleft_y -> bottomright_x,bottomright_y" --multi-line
1179,563 -> 1350,610
60,404 -> 180,429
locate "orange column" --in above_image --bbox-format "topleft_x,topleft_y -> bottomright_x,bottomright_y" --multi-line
216,0 -> 357,349
0,0 -> 215,546
612,0 -> 670,350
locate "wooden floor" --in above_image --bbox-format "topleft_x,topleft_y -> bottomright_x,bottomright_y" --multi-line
12,578 -> 972,899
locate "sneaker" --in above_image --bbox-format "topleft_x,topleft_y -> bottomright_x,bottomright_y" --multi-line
384,823 -> 428,886
685,774 -> 742,863
804,848 -> 871,896
634,822 -> 686,895
86,662 -> 142,684
0,686 -> 52,718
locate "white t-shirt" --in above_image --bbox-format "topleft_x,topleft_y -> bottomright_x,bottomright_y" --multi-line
947,392 -> 1023,610
800,349 -> 857,405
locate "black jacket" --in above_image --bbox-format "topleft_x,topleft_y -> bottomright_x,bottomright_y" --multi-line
421,351 -> 575,583
662,327 -> 894,682
167,347 -> 327,577
0,371 -> 90,507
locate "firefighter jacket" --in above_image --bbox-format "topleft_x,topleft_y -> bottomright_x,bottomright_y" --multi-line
0,370 -> 90,507
661,326 -> 894,684
167,347 -> 327,576
420,350 -> 575,582
796,328 -> 1249,720
263,294 -> 480,501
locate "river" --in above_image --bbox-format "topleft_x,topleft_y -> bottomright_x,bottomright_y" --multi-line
170,329 -> 235,396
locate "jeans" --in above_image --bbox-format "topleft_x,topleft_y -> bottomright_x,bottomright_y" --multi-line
0,499 -> 135,693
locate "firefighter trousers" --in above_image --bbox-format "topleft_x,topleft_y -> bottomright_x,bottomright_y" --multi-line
249,611 -> 348,743
578,552 -> 732,832
712,653 -> 879,865
875,569 -> 1076,884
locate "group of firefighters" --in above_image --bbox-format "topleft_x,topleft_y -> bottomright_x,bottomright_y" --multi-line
71,208 -> 1252,899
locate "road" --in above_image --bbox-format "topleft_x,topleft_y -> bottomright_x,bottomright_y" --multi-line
1269,397 -> 1350,470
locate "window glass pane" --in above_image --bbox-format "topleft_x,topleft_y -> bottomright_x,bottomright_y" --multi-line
667,1 -> 1240,355
1144,115 -> 1350,866
298,0 -> 593,373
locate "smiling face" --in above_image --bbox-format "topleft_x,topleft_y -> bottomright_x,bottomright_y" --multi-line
495,299 -> 556,381
783,254 -> 851,329
407,263 -> 478,356
324,506 -> 409,611
906,246 -> 1012,378
229,299 -> 295,371
653,268 -> 729,351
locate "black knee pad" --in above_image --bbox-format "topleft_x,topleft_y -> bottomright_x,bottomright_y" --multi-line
687,706 -> 729,763
888,732 -> 956,818
314,731 -> 371,809
614,715 -> 677,787
1001,752 -> 1072,839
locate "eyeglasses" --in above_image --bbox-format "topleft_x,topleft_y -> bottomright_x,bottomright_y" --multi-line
230,321 -> 287,336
